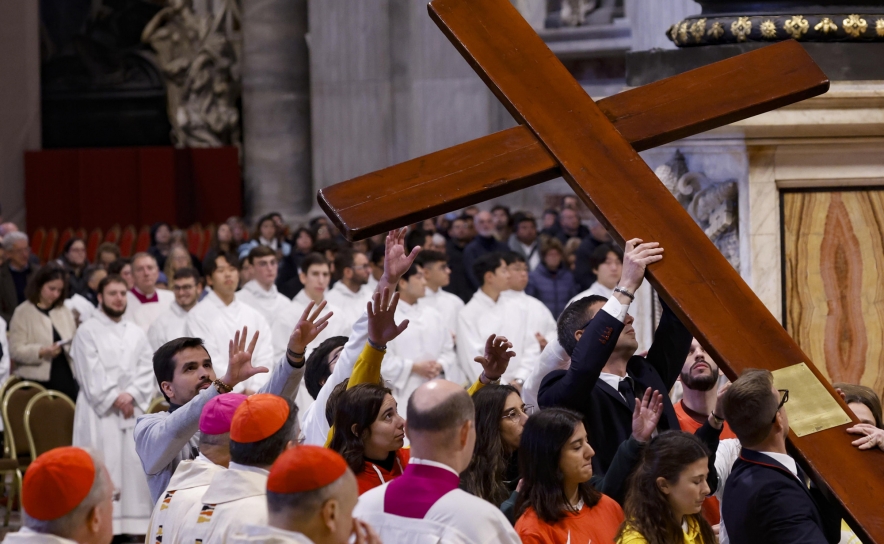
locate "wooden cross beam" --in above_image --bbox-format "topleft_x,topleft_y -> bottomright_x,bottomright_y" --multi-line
318,0 -> 884,541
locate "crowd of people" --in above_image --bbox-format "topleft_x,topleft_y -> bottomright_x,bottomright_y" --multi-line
0,202 -> 882,544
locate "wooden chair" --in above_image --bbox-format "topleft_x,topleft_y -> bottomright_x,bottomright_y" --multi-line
86,228 -> 103,263
0,376 -> 20,526
119,225 -> 137,257
1,381 -> 45,525
135,225 -> 151,253
41,228 -> 59,263
24,391 -> 76,460
104,224 -> 121,245
29,228 -> 45,261
147,397 -> 170,414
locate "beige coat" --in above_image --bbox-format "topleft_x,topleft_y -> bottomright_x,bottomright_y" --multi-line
8,301 -> 76,382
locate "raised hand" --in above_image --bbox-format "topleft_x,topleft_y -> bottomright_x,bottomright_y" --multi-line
708,381 -> 731,430
618,238 -> 664,293
380,228 -> 420,287
847,423 -> 884,451
631,387 -> 663,443
288,300 -> 333,354
367,287 -> 409,346
474,334 -> 515,383
221,326 -> 269,387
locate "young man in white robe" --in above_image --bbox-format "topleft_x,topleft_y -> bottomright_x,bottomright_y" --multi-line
177,394 -> 297,544
71,275 -> 156,535
273,254 -> 348,419
416,250 -> 464,342
124,253 -> 174,332
148,268 -> 202,351
7,447 -> 114,544
231,446 -> 379,544
324,249 -> 372,332
384,264 -> 457,407
568,243 -> 655,354
455,252 -> 518,384
145,394 -> 245,544
135,301 -> 331,503
185,252 -> 274,393
498,252 -> 557,388
236,246 -> 292,337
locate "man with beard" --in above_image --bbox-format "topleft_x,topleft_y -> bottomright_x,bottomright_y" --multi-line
462,210 -> 509,291
675,338 -> 736,438
71,275 -> 156,536
325,249 -> 372,332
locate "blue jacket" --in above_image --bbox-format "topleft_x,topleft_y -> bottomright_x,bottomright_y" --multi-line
723,449 -> 840,544
525,264 -> 578,318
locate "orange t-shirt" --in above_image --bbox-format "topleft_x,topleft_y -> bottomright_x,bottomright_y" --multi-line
516,494 -> 624,544
355,448 -> 410,495
674,399 -> 736,525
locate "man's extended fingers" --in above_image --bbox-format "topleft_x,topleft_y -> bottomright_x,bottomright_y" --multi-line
484,334 -> 496,353
388,291 -> 401,313
394,318 -> 410,336
247,330 -> 259,354
239,326 -> 249,351
307,300 -> 327,322
233,329 -> 241,353
300,301 -> 315,323
314,311 -> 334,328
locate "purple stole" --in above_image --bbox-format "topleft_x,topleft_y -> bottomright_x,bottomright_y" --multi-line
130,288 -> 158,304
383,463 -> 460,519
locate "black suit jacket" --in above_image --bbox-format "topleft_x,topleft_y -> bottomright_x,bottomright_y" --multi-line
0,263 -> 31,326
538,302 -> 693,476
723,449 -> 841,544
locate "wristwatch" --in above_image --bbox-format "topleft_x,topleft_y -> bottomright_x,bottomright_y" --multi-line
613,286 -> 635,301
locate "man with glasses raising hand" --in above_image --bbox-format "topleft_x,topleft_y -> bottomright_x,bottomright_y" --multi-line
148,268 -> 202,351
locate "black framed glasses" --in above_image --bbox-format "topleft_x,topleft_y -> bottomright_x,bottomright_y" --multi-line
771,389 -> 789,423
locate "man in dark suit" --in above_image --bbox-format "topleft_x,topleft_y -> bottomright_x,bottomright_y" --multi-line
721,370 -> 841,544
539,238 -> 722,481
0,231 -> 35,325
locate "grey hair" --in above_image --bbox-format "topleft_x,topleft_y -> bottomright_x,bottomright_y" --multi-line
23,451 -> 108,538
2,231 -> 27,251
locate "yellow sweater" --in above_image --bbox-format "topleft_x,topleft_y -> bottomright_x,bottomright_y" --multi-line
618,517 -> 706,544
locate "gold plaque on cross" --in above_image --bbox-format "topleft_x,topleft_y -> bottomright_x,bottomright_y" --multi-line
772,363 -> 852,437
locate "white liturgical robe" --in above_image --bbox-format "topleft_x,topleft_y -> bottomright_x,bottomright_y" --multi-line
324,281 -> 371,333
70,312 -> 156,535
230,525 -> 313,544
420,286 -> 464,340
178,463 -> 268,544
456,290 -> 508,385
124,288 -> 174,333
146,455 -> 224,544
385,300 -> 457,407
147,302 -> 190,351
567,280 -> 656,354
236,280 -> 291,340
1,528 -> 78,544
184,290 -> 274,392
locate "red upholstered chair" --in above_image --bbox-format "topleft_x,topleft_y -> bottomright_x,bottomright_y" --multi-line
119,225 -> 136,257
41,228 -> 59,263
86,228 -> 102,263
135,225 -> 151,254
29,228 -> 45,260
56,228 -> 73,260
104,224 -> 121,245
73,227 -> 87,241
187,225 -> 203,257
200,224 -> 215,259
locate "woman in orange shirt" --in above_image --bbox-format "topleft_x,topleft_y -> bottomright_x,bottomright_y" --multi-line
514,408 -> 625,544
328,383 -> 410,495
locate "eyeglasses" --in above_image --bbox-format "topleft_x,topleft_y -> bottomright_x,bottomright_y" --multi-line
502,404 -> 534,422
771,389 -> 789,423
112,488 -> 121,502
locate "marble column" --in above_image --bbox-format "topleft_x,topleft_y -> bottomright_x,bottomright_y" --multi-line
624,0 -> 698,51
0,0 -> 40,228
241,0 -> 312,222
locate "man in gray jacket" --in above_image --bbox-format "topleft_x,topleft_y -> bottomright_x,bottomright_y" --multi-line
134,302 -> 332,503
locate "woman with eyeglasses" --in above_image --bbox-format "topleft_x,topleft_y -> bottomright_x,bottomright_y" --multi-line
461,385 -> 532,514
328,382 -> 410,495
616,431 -> 717,544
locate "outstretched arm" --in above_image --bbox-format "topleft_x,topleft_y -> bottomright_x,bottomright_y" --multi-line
467,335 -> 515,395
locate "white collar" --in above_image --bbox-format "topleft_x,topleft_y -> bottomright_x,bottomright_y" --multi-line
758,451 -> 799,480
206,288 -> 236,309
599,372 -> 630,399
294,289 -> 323,306
229,462 -> 270,476
471,288 -> 500,307
408,457 -> 459,477
589,281 -> 614,297
13,528 -> 78,544
332,281 -> 363,298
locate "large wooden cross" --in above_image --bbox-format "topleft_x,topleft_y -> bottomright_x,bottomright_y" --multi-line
318,0 -> 884,540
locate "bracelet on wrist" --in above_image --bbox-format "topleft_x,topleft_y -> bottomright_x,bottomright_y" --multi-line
287,348 -> 305,359
213,379 -> 233,394
367,338 -> 387,352
613,286 -> 635,301
480,371 -> 501,385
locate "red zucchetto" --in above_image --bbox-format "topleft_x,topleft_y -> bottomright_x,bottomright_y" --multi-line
23,447 -> 96,520
230,393 -> 290,443
267,445 -> 348,494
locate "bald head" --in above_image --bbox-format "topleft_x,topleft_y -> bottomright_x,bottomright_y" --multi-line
407,380 -> 474,433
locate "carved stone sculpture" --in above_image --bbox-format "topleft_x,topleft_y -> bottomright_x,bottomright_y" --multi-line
142,0 -> 241,148
551,0 -> 622,28
655,150 -> 740,269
